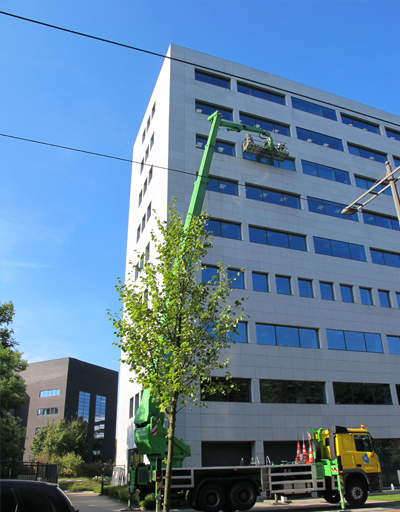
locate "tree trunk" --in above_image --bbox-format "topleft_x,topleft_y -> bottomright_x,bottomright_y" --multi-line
163,398 -> 178,512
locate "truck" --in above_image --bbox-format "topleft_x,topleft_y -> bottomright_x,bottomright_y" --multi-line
128,112 -> 382,510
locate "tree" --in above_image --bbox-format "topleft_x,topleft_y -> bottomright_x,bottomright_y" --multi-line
0,301 -> 28,460
110,204 -> 246,512
31,418 -> 88,459
0,301 -> 17,349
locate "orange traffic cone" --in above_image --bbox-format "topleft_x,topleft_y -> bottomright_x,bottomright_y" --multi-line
302,441 -> 308,462
307,442 -> 314,464
295,441 -> 301,462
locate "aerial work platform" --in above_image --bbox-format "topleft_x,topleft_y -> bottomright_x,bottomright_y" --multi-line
242,133 -> 289,162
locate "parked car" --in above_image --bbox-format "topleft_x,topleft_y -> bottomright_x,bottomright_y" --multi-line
0,479 -> 78,512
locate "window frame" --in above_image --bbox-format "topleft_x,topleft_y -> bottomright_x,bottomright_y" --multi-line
195,69 -> 230,89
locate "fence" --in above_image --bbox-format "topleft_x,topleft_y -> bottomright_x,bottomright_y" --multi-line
0,461 -> 59,483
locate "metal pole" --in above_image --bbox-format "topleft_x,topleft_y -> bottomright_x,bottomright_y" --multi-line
386,161 -> 400,224
101,463 -> 105,495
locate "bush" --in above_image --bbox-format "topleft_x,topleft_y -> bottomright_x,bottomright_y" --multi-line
139,493 -> 156,510
58,479 -> 101,493
104,485 -> 130,501
53,453 -> 83,477
79,460 -> 113,477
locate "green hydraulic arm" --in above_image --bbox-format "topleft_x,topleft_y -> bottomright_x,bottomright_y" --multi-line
133,110 -> 289,468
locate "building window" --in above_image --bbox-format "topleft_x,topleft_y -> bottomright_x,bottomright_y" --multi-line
142,129 -> 146,144
291,97 -> 337,120
260,379 -> 326,404
307,197 -> 358,222
243,152 -> 295,171
394,157 -> 400,167
228,269 -> 244,289
150,133 -> 154,149
145,146 -> 149,162
348,143 -> 387,163
340,284 -> 354,303
141,215 -> 146,232
360,287 -> 373,306
341,114 -> 380,134
95,395 -> 106,422
320,282 -> 334,301
201,377 -> 251,402
246,185 -> 300,209
143,179 -> 147,196
196,135 -> 235,156
231,322 -> 247,344
387,336 -> 400,355
256,324 -> 319,349
355,175 -> 391,195
195,69 -> 230,89
78,391 -> 90,422
136,225 -> 140,242
396,292 -> 400,308
298,279 -> 313,298
276,276 -> 291,295
94,424 -> 105,439
296,127 -> 344,151
37,408 -> 58,416
140,159 -> 144,173
145,243 -> 150,261
237,82 -> 285,105
195,100 -> 233,121
35,427 -> 42,434
301,160 -> 350,184
129,397 -> 133,419
314,237 -> 367,261
249,226 -> 306,252
138,191 -> 142,206
205,219 -> 241,240
363,212 -> 399,231
333,382 -> 392,405
207,177 -> 238,196
202,265 -> 219,286
326,330 -> 383,353
134,393 -> 140,414
147,202 -> 152,221
371,249 -> 400,268
151,102 -> 156,118
148,166 -> 153,183
385,128 -> 400,141
378,290 -> 391,308
239,113 -> 290,137
39,389 -> 60,398
252,272 -> 268,292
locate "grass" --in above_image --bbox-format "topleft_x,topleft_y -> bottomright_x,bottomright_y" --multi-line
58,478 -> 129,502
369,494 -> 400,502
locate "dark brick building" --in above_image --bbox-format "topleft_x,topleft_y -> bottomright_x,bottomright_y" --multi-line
19,358 -> 118,463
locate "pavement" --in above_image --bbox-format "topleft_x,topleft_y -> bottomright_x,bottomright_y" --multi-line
66,493 -> 400,512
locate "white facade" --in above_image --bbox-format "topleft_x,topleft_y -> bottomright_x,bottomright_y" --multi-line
117,45 -> 400,472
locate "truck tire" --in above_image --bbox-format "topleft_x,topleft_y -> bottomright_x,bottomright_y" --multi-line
188,490 -> 202,511
345,479 -> 368,508
229,482 -> 257,511
198,484 -> 226,512
322,491 -> 340,504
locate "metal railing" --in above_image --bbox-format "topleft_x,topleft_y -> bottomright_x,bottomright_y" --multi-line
0,461 -> 59,483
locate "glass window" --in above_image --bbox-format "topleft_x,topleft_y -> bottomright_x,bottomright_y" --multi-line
202,266 -> 218,286
308,197 -> 358,221
78,391 -> 90,422
364,333 -> 383,353
397,292 -> 400,308
37,407 -> 58,416
39,389 -> 60,398
299,328 -> 319,348
228,269 -> 244,289
378,290 -> 391,308
196,135 -> 235,156
148,166 -> 153,183
249,226 -> 267,244
344,331 -> 366,352
320,282 -> 334,301
348,143 -> 387,163
246,184 -> 300,209
276,326 -> 300,347
301,160 -> 350,184
296,127 -> 343,151
299,279 -> 313,298
207,177 -> 238,196
256,324 -> 276,345
95,395 -> 106,422
205,219 -> 241,240
276,276 -> 291,295
243,151 -> 295,170
252,272 -> 268,292
260,379 -> 325,404
387,336 -> 400,355
355,175 -> 391,195
360,287 -> 373,305
342,114 -> 380,134
237,82 -> 285,104
326,330 -> 346,350
138,191 -> 142,206
268,230 -> 288,248
195,70 -> 230,89
327,330 -> 382,353
202,377 -> 251,402
333,382 -> 392,405
256,324 -> 318,349
231,322 -> 247,344
147,202 -> 152,220
314,237 -> 366,262
292,97 -> 336,120
150,133 -> 154,149
195,101 -> 233,120
362,212 -> 400,231
239,113 -> 290,137
386,128 -> 400,141
250,227 -> 306,252
340,285 -> 354,303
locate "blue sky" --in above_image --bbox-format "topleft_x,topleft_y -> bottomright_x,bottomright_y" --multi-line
1,0 -> 398,372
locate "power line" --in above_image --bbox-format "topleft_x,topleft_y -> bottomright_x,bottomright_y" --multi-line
1,10 -> 399,128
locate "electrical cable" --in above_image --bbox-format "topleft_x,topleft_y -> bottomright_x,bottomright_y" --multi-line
1,10 -> 399,128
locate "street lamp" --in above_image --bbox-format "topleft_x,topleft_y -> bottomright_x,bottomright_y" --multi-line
341,162 -> 400,224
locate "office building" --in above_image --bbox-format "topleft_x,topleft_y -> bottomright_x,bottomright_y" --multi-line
116,45 -> 400,484
20,357 -> 118,463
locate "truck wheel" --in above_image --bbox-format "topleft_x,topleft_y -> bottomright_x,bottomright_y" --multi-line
322,491 -> 340,504
345,479 -> 368,508
198,484 -> 226,512
229,482 -> 257,511
188,490 -> 202,511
